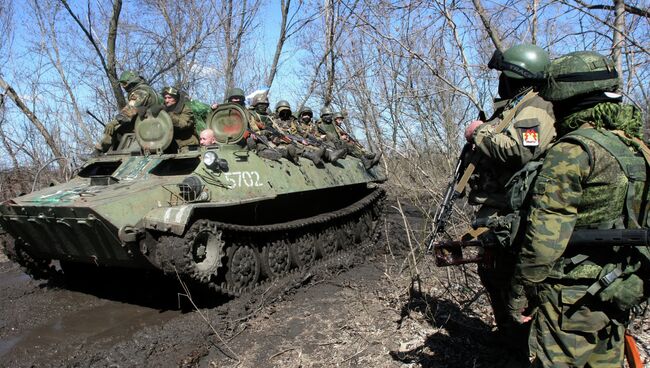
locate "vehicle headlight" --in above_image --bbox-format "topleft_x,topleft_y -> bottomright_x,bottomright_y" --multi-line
203,151 -> 229,172
203,151 -> 217,167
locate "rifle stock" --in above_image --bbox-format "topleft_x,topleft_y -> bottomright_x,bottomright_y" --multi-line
432,228 -> 650,267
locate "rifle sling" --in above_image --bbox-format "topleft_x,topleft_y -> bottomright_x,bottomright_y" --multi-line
453,90 -> 538,194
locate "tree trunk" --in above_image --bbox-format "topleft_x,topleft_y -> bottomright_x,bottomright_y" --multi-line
59,0 -> 125,108
472,0 -> 502,52
0,76 -> 64,161
266,0 -> 290,89
613,0 -> 624,90
323,0 -> 336,106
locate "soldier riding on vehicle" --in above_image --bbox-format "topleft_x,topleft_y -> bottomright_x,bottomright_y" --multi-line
161,86 -> 199,151
94,70 -> 160,155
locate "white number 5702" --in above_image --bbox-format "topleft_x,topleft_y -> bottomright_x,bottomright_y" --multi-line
224,171 -> 264,189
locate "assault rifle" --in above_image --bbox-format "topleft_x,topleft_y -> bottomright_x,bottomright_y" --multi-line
432,228 -> 650,267
255,121 -> 292,146
86,110 -> 106,127
426,143 -> 475,251
425,92 -> 538,252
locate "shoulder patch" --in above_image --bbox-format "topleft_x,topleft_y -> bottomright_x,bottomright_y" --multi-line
521,126 -> 540,147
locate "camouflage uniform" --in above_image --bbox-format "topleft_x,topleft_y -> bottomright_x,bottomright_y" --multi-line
296,107 -> 319,139
509,51 -> 646,367
273,100 -> 299,135
470,89 -> 556,336
165,100 -> 199,149
96,72 -> 159,152
510,127 -> 633,367
463,45 -> 554,345
318,108 -> 379,169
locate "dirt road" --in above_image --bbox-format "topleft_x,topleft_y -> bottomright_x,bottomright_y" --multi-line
1,207 -> 647,367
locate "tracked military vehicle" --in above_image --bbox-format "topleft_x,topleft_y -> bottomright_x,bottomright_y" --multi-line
0,104 -> 386,295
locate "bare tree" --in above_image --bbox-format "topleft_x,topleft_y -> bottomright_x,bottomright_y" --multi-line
221,0 -> 261,93
60,0 -> 125,108
0,76 -> 64,161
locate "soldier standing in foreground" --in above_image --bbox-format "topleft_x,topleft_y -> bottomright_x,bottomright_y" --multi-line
461,44 -> 556,343
507,51 -> 648,367
94,71 -> 159,154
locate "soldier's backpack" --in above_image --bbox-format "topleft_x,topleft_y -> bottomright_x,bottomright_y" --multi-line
498,128 -> 650,311
187,99 -> 210,135
559,129 -> 650,311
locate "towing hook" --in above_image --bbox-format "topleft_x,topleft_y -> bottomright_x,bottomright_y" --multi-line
118,225 -> 144,243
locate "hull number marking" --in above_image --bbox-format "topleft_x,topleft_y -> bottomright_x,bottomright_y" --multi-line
224,171 -> 264,189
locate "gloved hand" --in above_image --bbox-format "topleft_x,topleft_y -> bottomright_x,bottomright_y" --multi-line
464,120 -> 484,142
149,104 -> 164,118
136,106 -> 147,120
507,283 -> 532,324
114,112 -> 130,124
104,120 -> 120,136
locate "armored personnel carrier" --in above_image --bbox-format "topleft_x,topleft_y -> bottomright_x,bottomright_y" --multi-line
0,104 -> 386,295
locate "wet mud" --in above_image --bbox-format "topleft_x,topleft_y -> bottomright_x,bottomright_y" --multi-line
0,204 -> 648,367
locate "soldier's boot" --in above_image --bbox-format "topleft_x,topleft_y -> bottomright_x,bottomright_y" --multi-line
285,145 -> 301,165
364,152 -> 376,160
324,148 -> 346,163
301,148 -> 324,166
246,136 -> 257,151
257,147 -> 282,161
367,152 -> 381,167
361,153 -> 381,170
338,146 -> 349,159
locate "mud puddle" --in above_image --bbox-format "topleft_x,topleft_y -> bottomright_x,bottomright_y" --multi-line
0,263 -> 193,366
2,302 -> 179,362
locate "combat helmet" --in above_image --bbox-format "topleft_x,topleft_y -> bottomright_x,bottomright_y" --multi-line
225,87 -> 246,104
119,70 -> 141,90
333,111 -> 344,120
275,100 -> 291,112
488,44 -> 549,80
320,106 -> 333,117
540,51 -> 619,101
299,107 -> 313,118
251,94 -> 269,107
161,86 -> 180,98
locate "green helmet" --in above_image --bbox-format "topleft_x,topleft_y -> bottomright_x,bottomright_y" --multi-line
299,107 -> 313,118
225,87 -> 245,102
540,51 -> 619,101
119,70 -> 140,89
488,44 -> 549,80
320,106 -> 333,117
333,112 -> 344,120
161,86 -> 179,98
275,100 -> 291,112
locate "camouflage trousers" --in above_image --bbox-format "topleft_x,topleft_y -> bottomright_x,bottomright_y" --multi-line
528,283 -> 627,367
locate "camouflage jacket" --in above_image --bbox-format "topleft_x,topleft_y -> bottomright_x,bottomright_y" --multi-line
512,127 -> 636,289
318,120 -> 339,142
120,82 -> 159,120
473,90 -> 556,168
274,117 -> 299,136
297,120 -> 318,138
166,102 -> 198,148
469,90 -> 556,208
